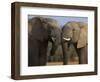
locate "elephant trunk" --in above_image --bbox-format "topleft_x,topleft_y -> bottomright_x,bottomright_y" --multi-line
50,28 -> 61,56
61,34 -> 70,65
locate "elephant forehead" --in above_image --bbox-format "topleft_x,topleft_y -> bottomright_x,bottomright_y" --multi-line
48,22 -> 60,28
44,18 -> 60,28
62,25 -> 72,31
44,18 -> 57,22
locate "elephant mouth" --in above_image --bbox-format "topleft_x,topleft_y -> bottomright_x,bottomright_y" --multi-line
63,37 -> 71,41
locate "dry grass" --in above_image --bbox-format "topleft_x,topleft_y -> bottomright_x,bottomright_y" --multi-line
47,60 -> 79,66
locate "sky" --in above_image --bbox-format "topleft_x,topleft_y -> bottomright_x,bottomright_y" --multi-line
28,15 -> 88,28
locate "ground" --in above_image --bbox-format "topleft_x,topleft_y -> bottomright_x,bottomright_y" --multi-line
47,57 -> 79,66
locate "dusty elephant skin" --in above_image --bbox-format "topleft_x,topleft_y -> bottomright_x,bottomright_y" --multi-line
28,17 -> 61,66
61,22 -> 88,64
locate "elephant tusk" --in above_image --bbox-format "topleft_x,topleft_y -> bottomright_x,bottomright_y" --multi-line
63,37 -> 71,41
51,37 -> 56,42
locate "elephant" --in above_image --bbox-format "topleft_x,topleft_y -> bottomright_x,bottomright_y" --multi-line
61,22 -> 88,64
28,17 -> 61,66
47,42 -> 63,62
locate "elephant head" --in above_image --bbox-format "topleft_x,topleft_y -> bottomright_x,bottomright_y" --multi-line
62,22 -> 87,48
28,17 -> 61,55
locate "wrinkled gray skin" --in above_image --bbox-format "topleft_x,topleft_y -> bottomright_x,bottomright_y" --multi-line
28,17 -> 61,66
61,22 -> 88,64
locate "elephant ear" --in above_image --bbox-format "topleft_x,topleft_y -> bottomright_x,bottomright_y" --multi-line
30,17 -> 47,42
77,23 -> 88,48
